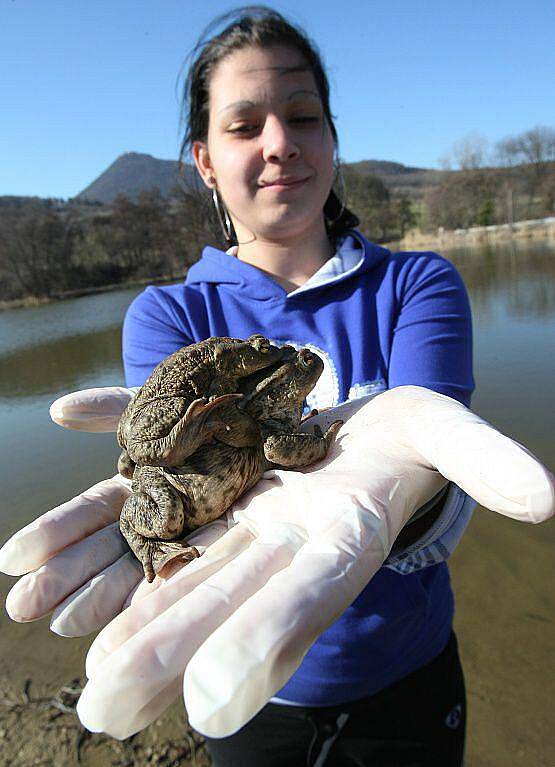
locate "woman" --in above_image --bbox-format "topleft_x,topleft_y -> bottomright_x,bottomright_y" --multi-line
121,7 -> 473,766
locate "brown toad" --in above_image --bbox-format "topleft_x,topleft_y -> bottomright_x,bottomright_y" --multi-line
120,347 -> 343,581
116,334 -> 284,477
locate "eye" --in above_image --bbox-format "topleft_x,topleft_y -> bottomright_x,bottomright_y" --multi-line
290,116 -> 320,125
228,123 -> 259,135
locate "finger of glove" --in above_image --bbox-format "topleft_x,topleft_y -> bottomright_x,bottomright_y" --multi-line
303,387 -> 554,524
5,522 -> 128,622
49,386 -> 135,432
382,386 -> 555,523
78,676 -> 182,740
0,476 -> 131,576
86,524 -> 253,677
78,532 -> 301,739
184,503 -> 390,738
50,552 -> 144,637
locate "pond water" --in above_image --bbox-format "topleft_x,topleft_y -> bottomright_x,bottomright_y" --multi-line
0,242 -> 553,766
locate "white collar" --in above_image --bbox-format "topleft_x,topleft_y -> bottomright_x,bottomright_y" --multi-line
225,234 -> 364,297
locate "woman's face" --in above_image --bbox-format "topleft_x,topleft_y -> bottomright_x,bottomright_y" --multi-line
193,45 -> 335,243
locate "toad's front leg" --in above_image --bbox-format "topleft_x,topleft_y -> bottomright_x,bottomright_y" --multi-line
120,466 -> 198,582
125,393 -> 243,467
263,421 -> 343,469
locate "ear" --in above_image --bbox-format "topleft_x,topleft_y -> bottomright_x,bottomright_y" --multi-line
192,141 -> 216,189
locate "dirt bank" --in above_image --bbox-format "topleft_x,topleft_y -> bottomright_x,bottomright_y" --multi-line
398,216 -> 555,251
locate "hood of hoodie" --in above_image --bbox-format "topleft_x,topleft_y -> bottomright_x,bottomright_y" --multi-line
185,230 -> 390,303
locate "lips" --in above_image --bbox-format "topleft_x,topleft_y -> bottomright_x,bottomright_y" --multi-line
259,176 -> 310,189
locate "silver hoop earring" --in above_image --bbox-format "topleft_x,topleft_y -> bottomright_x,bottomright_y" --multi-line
211,188 -> 233,242
328,164 -> 347,224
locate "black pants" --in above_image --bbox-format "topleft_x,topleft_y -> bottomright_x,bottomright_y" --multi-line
204,633 -> 466,767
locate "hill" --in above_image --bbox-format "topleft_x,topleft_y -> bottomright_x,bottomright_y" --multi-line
75,152 -> 198,204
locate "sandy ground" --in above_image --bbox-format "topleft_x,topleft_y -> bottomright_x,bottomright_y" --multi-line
1,506 -> 553,766
0,622 -> 210,767
0,677 -> 209,767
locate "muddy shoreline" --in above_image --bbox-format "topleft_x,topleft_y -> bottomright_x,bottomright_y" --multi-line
0,273 -> 186,313
0,673 -> 209,767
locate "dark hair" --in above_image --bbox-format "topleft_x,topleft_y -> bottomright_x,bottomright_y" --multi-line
178,5 -> 359,240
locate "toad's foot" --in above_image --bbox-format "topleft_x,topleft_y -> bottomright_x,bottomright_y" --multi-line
264,420 -> 344,468
119,502 -> 200,582
153,541 -> 201,580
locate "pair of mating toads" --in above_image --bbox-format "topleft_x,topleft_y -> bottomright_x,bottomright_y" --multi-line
116,335 -> 343,581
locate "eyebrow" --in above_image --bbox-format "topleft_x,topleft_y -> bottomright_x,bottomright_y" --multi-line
218,89 -> 320,115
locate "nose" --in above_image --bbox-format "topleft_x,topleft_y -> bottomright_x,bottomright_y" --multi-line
261,116 -> 300,163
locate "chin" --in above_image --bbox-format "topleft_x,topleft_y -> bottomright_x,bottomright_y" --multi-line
255,209 -> 326,242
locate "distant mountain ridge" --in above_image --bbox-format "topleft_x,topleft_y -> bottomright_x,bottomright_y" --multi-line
75,152 -> 198,204
75,152 -> 445,204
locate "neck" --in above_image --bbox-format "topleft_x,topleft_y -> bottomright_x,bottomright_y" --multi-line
234,220 -> 333,293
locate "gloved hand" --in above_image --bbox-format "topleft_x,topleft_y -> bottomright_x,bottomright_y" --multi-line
67,386 -> 554,740
0,387 -> 230,637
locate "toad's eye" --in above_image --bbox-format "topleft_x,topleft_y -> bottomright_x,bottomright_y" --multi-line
250,335 -> 270,353
299,350 -> 314,369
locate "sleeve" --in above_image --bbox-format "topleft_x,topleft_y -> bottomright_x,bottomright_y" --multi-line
383,252 -> 476,573
387,252 -> 474,406
122,286 -> 194,387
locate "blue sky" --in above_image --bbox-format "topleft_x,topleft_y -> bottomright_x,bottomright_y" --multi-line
1,0 -> 554,199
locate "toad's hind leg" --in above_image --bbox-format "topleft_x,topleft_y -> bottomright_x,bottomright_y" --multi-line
126,466 -> 186,539
263,421 -> 343,468
117,448 -> 136,479
120,467 -> 192,582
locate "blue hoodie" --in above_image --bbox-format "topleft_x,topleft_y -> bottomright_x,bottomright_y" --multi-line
122,231 -> 474,705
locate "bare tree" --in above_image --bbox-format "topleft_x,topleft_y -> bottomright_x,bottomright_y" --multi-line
496,126 -> 555,216
0,207 -> 79,299
516,126 -> 555,213
495,136 -> 522,224
443,133 -> 489,171
516,125 -> 555,166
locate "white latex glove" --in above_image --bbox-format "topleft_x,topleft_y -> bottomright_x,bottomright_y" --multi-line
0,388 -> 258,636
0,388 -> 139,634
73,387 -> 554,740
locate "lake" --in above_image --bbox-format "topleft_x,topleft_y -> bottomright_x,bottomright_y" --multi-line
0,241 -> 554,766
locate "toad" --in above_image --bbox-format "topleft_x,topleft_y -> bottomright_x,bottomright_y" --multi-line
120,347 -> 343,581
116,334 -> 284,477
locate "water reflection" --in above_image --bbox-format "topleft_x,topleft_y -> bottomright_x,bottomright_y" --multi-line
442,241 -> 555,469
0,327 -> 123,402
0,287 -> 143,355
446,240 -> 555,321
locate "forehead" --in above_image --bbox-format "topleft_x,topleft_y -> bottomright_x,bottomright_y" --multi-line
208,45 -> 319,109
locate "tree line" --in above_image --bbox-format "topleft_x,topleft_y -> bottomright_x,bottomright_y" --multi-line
426,125 -> 555,229
0,176 -> 415,302
0,124 -> 553,303
0,189 -> 219,302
